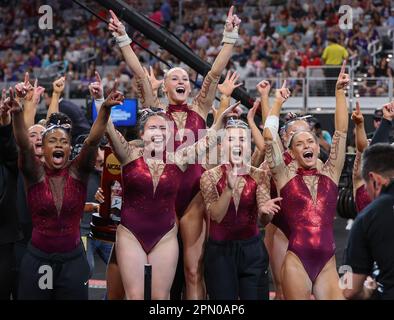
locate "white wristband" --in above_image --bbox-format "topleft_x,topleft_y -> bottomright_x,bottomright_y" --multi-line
222,28 -> 239,44
114,34 -> 132,48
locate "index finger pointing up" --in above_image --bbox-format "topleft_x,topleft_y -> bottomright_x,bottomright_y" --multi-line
340,59 -> 347,74
227,5 -> 234,18
281,80 -> 287,89
24,72 -> 30,85
109,10 -> 120,24
95,71 -> 102,84
356,101 -> 360,113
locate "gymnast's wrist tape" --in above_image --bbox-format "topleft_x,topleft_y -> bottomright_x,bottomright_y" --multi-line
114,34 -> 132,48
222,26 -> 239,44
264,115 -> 279,140
94,97 -> 105,111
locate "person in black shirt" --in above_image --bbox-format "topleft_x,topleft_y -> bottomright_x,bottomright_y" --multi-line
344,144 -> 394,300
0,96 -> 22,300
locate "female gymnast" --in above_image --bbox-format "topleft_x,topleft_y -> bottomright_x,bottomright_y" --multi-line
263,62 -> 349,299
5,85 -> 122,299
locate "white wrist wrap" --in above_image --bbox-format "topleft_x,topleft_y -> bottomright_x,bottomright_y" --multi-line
222,26 -> 239,44
114,34 -> 132,48
264,115 -> 279,139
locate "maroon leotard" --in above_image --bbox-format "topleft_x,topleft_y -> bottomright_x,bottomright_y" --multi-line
167,104 -> 206,217
355,184 -> 371,213
28,167 -> 87,253
203,165 -> 260,241
120,157 -> 184,253
279,168 -> 338,282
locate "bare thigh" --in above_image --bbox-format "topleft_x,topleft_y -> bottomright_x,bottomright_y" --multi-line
313,256 -> 344,300
281,251 -> 312,300
148,225 -> 179,300
264,224 -> 288,299
115,224 -> 148,300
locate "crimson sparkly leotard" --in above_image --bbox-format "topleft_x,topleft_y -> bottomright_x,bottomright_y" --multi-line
208,165 -> 259,241
120,157 -> 184,253
28,166 -> 87,253
279,168 -> 338,282
355,185 -> 371,213
167,104 -> 206,217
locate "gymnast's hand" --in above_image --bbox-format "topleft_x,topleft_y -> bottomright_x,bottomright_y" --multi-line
212,100 -> 242,131
108,9 -> 126,37
89,71 -> 104,100
258,197 -> 282,216
225,165 -> 239,191
53,75 -> 66,95
102,81 -> 124,110
143,66 -> 163,93
247,99 -> 260,123
224,5 -> 241,33
256,80 -> 271,97
275,80 -> 290,104
14,72 -> 33,100
3,87 -> 23,115
336,60 -> 350,91
351,101 -> 364,126
218,70 -> 242,97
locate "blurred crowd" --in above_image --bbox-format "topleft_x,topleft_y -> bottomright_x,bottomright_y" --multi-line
1,0 -> 394,97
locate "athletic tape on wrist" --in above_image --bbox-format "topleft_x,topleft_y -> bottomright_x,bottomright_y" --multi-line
264,115 -> 279,139
115,34 -> 132,48
222,29 -> 239,44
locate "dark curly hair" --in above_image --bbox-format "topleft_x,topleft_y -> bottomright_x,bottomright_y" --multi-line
43,112 -> 73,139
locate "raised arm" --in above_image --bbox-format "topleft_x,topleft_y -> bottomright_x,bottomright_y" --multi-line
174,101 -> 240,169
0,89 -> 18,167
24,78 -> 45,128
6,87 -> 43,185
200,166 -> 238,223
371,102 -> 394,145
351,101 -> 368,153
194,6 -> 241,116
108,10 -> 155,107
321,61 -> 349,183
247,99 -> 265,153
256,80 -> 271,124
335,60 -> 349,133
46,76 -> 66,121
89,74 -> 135,165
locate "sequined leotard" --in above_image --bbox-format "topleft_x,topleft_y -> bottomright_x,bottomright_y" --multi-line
120,157 -> 184,253
22,144 -> 96,253
355,185 -> 371,213
201,165 -> 263,241
279,168 -> 338,282
167,104 -> 206,216
266,131 -> 347,282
